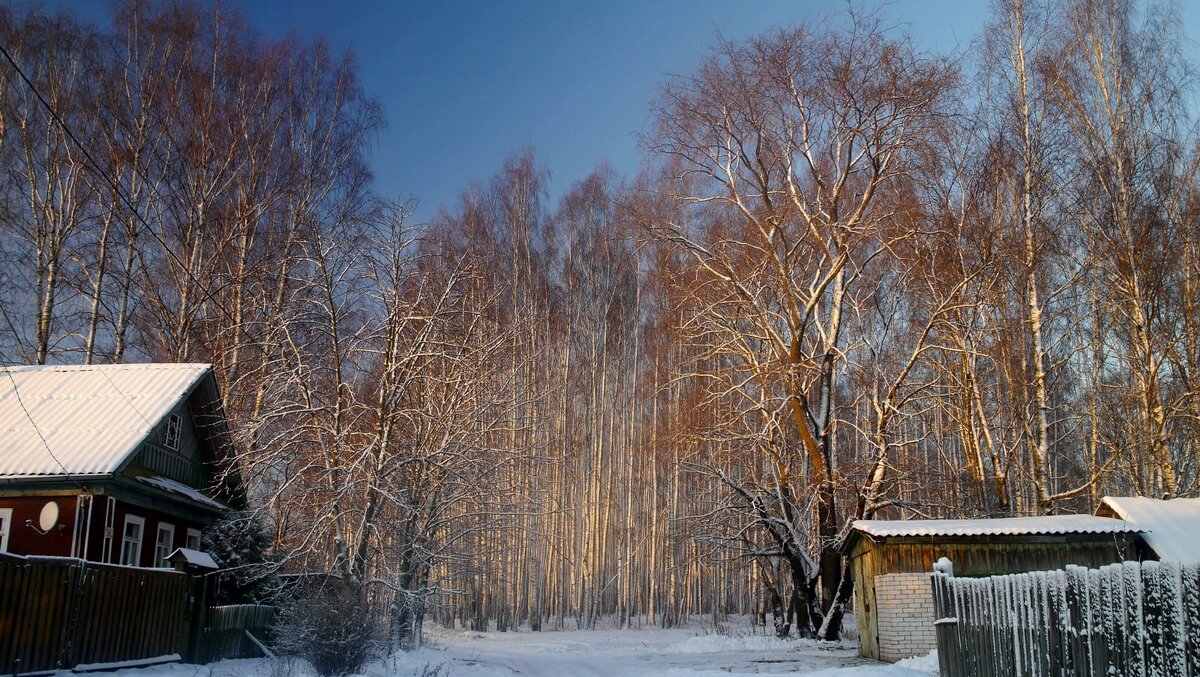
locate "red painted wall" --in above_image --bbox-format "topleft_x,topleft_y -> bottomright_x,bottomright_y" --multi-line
82,497 -> 207,566
0,494 -> 208,566
0,495 -> 77,556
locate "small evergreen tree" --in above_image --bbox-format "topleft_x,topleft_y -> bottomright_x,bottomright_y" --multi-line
202,512 -> 280,604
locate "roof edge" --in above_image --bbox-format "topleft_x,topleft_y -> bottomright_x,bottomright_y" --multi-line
111,365 -> 218,476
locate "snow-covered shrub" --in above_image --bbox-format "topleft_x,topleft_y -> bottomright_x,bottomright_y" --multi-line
273,580 -> 381,676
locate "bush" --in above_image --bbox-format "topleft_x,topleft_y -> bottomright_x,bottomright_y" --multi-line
273,581 -> 380,676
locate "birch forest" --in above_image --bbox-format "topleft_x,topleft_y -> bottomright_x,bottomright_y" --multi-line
2,0 -> 1200,645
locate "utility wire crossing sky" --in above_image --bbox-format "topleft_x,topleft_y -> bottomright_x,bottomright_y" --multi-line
58,0 -> 1200,225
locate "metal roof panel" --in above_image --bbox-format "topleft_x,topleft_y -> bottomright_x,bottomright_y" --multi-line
0,363 -> 212,478
851,514 -> 1141,539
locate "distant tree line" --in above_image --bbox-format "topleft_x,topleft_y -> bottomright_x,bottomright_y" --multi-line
1,0 -> 1198,645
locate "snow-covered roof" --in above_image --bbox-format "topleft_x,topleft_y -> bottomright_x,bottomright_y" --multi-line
167,547 -> 220,570
852,514 -> 1141,539
138,475 -> 227,511
0,363 -> 213,478
1097,496 -> 1200,565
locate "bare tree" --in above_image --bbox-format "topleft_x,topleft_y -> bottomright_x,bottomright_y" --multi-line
647,17 -> 956,637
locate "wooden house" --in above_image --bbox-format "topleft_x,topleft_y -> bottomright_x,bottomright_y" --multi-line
0,363 -> 243,567
844,515 -> 1143,662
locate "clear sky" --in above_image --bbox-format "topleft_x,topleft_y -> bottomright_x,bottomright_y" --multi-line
55,1 -> 1200,225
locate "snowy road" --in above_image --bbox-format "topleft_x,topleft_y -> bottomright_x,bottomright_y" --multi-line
425,627 -> 875,675
70,626 -> 937,677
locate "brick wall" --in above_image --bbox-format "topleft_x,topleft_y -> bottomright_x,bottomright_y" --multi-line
874,572 -> 937,662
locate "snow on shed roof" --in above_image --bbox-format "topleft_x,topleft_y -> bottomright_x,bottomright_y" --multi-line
1098,496 -> 1200,565
0,363 -> 212,478
852,514 -> 1141,539
167,547 -> 220,570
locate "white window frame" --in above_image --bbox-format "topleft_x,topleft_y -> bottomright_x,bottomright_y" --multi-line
154,522 -> 175,568
186,528 -> 202,551
0,508 -> 12,552
163,414 -> 182,451
120,515 -> 145,566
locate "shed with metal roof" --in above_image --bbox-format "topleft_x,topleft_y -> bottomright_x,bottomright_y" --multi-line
1096,495 -> 1200,564
844,515 -> 1145,662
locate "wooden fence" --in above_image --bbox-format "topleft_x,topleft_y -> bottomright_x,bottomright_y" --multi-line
199,604 -> 275,663
0,554 -> 187,675
931,558 -> 1200,677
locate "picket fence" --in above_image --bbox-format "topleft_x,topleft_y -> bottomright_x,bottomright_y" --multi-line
931,558 -> 1200,677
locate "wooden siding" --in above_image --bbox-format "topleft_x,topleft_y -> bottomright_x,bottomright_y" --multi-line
128,398 -> 206,487
134,444 -> 201,487
0,495 -> 80,557
869,536 -> 1138,578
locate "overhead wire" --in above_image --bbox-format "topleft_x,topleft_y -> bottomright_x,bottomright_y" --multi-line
0,39 -> 242,329
0,39 -> 242,492
1,365 -> 87,491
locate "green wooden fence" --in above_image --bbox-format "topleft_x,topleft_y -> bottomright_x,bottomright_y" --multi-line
0,554 -> 276,674
200,604 -> 275,663
0,554 -> 187,674
932,559 -> 1200,677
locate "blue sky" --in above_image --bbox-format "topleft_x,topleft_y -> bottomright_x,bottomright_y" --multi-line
55,1 -> 1200,224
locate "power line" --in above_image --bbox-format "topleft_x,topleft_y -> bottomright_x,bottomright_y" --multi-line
2,366 -> 86,491
0,39 -> 242,330
97,367 -> 154,429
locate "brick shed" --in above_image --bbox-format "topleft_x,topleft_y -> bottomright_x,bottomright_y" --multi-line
844,515 -> 1144,662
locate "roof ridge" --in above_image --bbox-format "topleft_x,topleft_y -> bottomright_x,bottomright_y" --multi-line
2,362 -> 211,372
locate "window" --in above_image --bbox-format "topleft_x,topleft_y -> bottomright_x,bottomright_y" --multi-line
120,515 -> 144,566
186,528 -> 202,551
0,508 -> 11,552
154,522 -> 175,568
162,414 -> 182,451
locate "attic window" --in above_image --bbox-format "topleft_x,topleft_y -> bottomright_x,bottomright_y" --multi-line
163,414 -> 182,451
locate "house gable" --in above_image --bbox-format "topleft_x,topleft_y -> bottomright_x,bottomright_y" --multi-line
0,363 -> 212,479
116,377 -> 244,513
124,398 -> 207,488
0,363 -> 244,512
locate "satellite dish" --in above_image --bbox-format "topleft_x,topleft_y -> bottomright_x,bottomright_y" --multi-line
38,501 -> 59,532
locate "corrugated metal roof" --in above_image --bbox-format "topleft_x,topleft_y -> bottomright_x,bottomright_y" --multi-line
1099,496 -> 1200,564
852,515 -> 1141,539
0,363 -> 212,478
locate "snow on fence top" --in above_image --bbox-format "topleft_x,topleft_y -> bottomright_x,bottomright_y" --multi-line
852,514 -> 1141,539
1098,495 -> 1200,565
0,363 -> 212,477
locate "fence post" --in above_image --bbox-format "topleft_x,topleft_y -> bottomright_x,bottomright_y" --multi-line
1183,563 -> 1200,676
932,557 -> 958,677
56,558 -> 85,671
170,555 -> 217,663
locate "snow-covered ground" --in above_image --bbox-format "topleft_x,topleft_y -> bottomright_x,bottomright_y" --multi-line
60,627 -> 937,677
